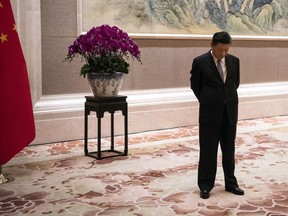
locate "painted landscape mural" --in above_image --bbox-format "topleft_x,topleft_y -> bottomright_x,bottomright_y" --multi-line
81,0 -> 288,36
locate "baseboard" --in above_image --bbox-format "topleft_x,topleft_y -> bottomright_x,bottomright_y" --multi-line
32,82 -> 288,145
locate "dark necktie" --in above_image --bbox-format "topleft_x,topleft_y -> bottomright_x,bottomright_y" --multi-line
217,59 -> 224,81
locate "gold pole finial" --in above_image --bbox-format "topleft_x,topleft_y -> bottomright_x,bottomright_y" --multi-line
0,165 -> 10,184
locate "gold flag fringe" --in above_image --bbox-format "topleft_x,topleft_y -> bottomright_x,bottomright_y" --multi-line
0,165 -> 10,184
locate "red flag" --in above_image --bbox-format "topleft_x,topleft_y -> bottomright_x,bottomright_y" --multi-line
0,0 -> 35,165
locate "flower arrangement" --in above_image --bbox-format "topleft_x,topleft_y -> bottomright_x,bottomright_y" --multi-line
65,24 -> 141,77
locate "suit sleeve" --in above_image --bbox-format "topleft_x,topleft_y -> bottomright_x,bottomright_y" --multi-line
190,58 -> 201,101
236,58 -> 240,89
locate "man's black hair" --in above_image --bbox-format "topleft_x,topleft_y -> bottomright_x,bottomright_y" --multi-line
212,31 -> 232,45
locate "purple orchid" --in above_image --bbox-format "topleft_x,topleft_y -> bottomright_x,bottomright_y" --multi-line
65,25 -> 141,77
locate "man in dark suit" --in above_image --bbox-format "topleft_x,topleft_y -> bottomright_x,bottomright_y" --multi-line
190,31 -> 244,199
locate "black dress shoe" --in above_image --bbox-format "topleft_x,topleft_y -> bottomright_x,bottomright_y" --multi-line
200,190 -> 210,199
225,187 -> 244,195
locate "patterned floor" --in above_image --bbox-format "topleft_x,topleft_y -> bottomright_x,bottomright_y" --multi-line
1,116 -> 288,216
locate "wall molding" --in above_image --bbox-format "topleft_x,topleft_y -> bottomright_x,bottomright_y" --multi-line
34,82 -> 288,114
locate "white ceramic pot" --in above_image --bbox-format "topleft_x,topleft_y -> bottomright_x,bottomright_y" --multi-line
87,72 -> 124,97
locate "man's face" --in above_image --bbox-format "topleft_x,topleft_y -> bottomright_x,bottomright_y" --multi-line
211,43 -> 231,59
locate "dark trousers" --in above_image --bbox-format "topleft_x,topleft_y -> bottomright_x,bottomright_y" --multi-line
198,106 -> 238,191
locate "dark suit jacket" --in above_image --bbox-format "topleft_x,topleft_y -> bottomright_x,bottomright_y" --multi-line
190,51 -> 240,126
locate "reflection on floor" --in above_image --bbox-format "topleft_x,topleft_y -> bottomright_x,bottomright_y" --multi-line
1,116 -> 288,216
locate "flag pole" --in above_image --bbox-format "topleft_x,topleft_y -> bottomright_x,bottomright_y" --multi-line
0,165 -> 9,184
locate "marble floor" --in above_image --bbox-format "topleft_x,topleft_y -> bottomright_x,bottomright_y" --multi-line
1,116 -> 288,216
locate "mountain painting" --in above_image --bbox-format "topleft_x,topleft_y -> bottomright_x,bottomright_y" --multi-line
81,0 -> 288,36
